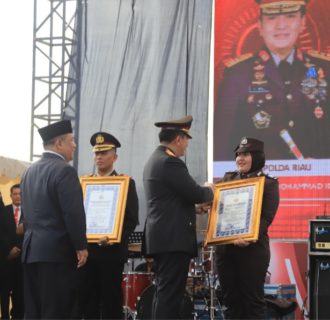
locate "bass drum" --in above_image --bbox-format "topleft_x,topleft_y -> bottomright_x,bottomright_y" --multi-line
122,272 -> 153,311
136,285 -> 194,319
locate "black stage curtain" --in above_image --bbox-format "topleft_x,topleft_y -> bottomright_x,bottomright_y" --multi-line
65,0 -> 212,227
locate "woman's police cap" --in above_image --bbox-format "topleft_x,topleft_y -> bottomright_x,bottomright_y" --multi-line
90,132 -> 121,152
154,115 -> 193,139
38,120 -> 73,142
235,137 -> 264,153
255,0 -> 308,15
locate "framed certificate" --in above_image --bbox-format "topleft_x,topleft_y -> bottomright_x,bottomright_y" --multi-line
205,176 -> 265,246
80,176 -> 130,243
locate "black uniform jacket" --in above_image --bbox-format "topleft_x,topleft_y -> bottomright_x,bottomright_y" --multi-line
219,170 -> 279,251
143,145 -> 213,257
0,197 -> 6,262
21,152 -> 87,263
214,48 -> 330,160
88,170 -> 139,262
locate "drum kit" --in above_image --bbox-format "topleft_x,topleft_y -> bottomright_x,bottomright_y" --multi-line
122,239 -> 224,320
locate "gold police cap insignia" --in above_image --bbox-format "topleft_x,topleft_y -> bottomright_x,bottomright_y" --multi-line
235,137 -> 264,153
96,134 -> 105,144
90,131 -> 121,152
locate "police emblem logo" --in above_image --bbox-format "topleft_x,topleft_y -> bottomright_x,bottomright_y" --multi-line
241,138 -> 248,145
95,134 -> 105,144
252,110 -> 271,129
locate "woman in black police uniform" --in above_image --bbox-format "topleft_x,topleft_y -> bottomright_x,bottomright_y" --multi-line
216,137 -> 279,319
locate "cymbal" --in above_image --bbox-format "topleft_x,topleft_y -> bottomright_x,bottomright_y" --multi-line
128,243 -> 142,252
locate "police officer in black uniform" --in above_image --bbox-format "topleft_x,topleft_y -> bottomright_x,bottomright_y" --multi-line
216,137 -> 280,319
214,0 -> 330,160
143,115 -> 213,319
78,132 -> 139,319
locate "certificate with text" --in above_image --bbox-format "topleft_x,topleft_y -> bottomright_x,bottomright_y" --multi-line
205,176 -> 265,245
80,176 -> 130,243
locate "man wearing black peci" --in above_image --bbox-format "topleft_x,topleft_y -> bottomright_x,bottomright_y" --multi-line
21,120 -> 88,319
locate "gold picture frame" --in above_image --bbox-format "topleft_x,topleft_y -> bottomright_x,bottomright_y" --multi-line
205,176 -> 265,246
80,175 -> 130,243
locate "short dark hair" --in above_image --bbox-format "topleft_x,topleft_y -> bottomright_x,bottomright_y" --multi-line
10,184 -> 20,194
43,134 -> 66,147
159,130 -> 186,143
43,138 -> 56,147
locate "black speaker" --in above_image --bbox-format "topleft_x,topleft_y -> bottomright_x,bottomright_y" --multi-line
312,258 -> 330,319
310,221 -> 330,251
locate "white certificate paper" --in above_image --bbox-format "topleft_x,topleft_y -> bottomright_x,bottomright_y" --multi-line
84,184 -> 120,234
215,186 -> 255,238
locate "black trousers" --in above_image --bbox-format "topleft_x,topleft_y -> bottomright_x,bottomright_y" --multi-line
78,260 -> 125,319
9,257 -> 24,319
152,252 -> 191,319
0,261 -> 10,319
23,262 -> 76,319
217,244 -> 270,319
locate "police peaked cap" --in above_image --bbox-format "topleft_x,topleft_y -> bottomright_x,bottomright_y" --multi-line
255,0 -> 308,15
235,137 -> 264,153
38,120 -> 73,142
90,131 -> 121,152
154,115 -> 193,139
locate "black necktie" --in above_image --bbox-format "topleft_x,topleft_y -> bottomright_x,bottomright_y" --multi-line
278,60 -> 292,83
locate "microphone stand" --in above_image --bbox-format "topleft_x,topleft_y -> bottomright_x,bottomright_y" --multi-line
208,246 -> 216,320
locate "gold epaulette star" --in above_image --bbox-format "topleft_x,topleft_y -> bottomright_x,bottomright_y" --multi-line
224,53 -> 253,68
307,50 -> 330,62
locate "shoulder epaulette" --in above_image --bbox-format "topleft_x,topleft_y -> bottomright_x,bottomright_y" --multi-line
165,148 -> 176,157
116,173 -> 132,179
265,173 -> 277,180
307,50 -> 330,62
224,171 -> 239,177
224,53 -> 253,68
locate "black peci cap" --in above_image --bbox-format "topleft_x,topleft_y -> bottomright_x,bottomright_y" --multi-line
90,132 -> 121,152
38,120 -> 73,142
154,115 -> 193,139
234,137 -> 264,153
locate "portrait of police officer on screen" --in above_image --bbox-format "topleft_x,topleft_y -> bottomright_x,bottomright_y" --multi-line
214,0 -> 330,161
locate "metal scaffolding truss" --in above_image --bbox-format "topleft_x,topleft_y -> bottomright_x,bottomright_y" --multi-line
30,0 -> 81,161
